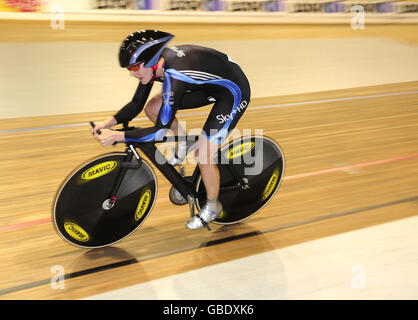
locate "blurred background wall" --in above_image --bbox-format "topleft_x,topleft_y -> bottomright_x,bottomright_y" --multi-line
0,0 -> 417,119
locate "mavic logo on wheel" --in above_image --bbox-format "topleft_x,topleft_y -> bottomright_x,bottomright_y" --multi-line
64,222 -> 89,242
262,168 -> 280,200
226,142 -> 255,160
135,189 -> 152,221
81,161 -> 118,180
217,211 -> 224,219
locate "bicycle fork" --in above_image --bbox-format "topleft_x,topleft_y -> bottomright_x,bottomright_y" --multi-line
102,145 -> 142,210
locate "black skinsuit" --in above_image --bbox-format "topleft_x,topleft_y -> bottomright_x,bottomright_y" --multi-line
114,45 -> 251,145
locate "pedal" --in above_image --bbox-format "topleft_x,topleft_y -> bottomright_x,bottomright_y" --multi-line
186,195 -> 210,230
186,214 -> 211,231
197,214 -> 211,231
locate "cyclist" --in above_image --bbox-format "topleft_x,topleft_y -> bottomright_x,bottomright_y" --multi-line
92,30 -> 251,230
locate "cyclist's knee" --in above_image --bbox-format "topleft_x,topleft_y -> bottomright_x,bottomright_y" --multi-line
195,135 -> 218,165
195,149 -> 210,166
145,95 -> 162,122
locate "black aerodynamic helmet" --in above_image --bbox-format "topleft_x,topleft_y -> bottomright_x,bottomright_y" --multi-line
119,30 -> 175,68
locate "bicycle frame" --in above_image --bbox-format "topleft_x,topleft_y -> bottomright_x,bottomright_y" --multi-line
54,129 -> 284,247
52,123 -> 284,248
106,132 -> 251,223
134,134 -> 250,199
137,137 -> 201,201
105,135 -> 202,217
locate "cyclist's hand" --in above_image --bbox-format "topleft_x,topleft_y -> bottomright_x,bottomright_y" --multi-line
91,121 -> 106,135
94,129 -> 125,146
91,117 -> 117,135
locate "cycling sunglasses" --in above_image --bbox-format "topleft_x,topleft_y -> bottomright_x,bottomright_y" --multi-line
128,63 -> 141,72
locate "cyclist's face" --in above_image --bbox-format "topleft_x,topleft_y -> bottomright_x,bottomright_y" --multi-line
129,62 -> 152,84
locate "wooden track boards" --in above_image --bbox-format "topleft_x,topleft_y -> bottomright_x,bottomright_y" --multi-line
0,81 -> 417,299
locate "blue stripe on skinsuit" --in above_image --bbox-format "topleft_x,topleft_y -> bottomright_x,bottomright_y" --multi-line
126,69 -> 242,144
160,72 -> 173,126
123,71 -> 174,143
125,128 -> 167,143
130,35 -> 173,66
165,69 -> 242,143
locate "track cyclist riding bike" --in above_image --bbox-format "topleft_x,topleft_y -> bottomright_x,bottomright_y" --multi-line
92,30 -> 251,230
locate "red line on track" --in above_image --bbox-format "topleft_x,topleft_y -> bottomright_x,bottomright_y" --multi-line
283,153 -> 418,180
0,218 -> 52,232
1,153 -> 417,233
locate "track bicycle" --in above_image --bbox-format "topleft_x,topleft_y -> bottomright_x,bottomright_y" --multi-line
53,122 -> 285,248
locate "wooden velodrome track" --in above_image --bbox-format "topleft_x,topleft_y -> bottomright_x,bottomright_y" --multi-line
0,19 -> 417,299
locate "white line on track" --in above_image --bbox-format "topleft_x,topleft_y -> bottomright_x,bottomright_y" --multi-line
1,90 -> 417,134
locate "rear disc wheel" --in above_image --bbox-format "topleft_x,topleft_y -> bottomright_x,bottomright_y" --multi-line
195,135 -> 285,225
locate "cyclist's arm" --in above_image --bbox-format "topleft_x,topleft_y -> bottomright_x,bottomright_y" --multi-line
113,81 -> 154,125
124,78 -> 184,143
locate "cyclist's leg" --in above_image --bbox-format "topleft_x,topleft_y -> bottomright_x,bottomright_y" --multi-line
168,90 -> 216,164
145,90 -> 214,134
145,94 -> 185,137
195,135 -> 221,200
144,94 -> 161,122
186,83 -> 251,229
199,95 -> 249,198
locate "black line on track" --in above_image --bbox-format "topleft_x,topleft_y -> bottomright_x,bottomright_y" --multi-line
0,259 -> 138,297
65,258 -> 139,279
201,231 -> 263,247
202,196 -> 418,247
0,195 -> 416,297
